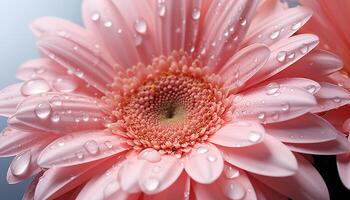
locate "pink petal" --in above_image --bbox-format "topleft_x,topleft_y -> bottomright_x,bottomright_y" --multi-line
337,152 -> 350,189
144,172 -> 190,200
218,44 -> 270,90
265,113 -> 338,143
272,50 -> 343,80
8,93 -> 108,134
199,0 -> 259,69
244,7 -> 312,47
0,83 -> 25,117
320,71 -> 350,91
34,157 -> 116,200
286,131 -> 350,155
76,163 -> 140,200
16,58 -> 101,97
312,82 -> 350,113
251,178 -> 289,200
22,172 -> 43,200
38,130 -> 129,167
322,105 -> 350,132
118,152 -> 184,195
184,143 -> 224,184
82,0 -> 140,68
193,164 -> 256,200
209,120 -> 265,147
233,83 -> 317,124
264,77 -> 321,94
245,34 -> 319,87
253,153 -> 330,200
221,134 -> 298,177
0,128 -> 56,157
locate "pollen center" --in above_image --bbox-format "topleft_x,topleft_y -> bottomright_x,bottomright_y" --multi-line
107,51 -> 233,154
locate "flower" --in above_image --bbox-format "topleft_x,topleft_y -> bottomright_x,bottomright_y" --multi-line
299,0 -> 350,189
0,0 -> 349,199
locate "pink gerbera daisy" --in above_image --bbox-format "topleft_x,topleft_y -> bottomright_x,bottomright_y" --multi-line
1,0 -> 350,199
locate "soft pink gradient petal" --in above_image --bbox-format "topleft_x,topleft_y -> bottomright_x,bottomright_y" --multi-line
22,172 -> 43,200
337,152 -> 350,189
0,83 -> 25,117
253,154 -> 330,200
320,72 -> 350,91
184,143 -> 224,184
233,84 -> 317,124
286,131 -> 350,155
38,130 -> 129,167
265,113 -> 338,143
221,134 -> 298,177
252,178 -> 288,200
245,34 -> 319,87
322,105 -> 350,132
244,7 -> 312,47
311,82 -> 350,113
8,93 -> 108,134
218,44 -> 270,90
193,164 -> 256,200
209,120 -> 265,147
263,77 -> 321,94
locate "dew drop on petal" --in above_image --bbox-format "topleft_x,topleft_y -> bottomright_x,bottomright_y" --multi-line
91,12 -> 100,22
224,166 -> 240,179
52,77 -> 78,93
248,131 -> 262,143
134,34 -> 143,46
257,113 -> 265,121
333,97 -> 341,103
287,52 -> 295,59
299,44 -> 308,54
138,148 -> 161,163
223,182 -> 246,200
291,21 -> 302,30
10,151 -> 31,176
76,152 -> 84,160
104,21 -> 113,28
270,30 -> 280,40
192,8 -> 201,20
84,140 -> 99,155
281,103 -> 290,111
143,177 -> 160,192
240,19 -> 247,26
157,3 -> 166,17
134,19 -> 147,34
305,85 -> 317,93
21,78 -> 51,96
265,82 -> 280,95
51,114 -> 61,123
104,141 -> 113,149
35,103 -> 52,119
50,96 -> 62,107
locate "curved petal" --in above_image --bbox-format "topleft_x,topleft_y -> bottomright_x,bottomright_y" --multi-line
265,113 -> 338,143
22,172 -> 43,200
322,105 -> 350,132
245,34 -> 319,87
38,130 -> 129,167
184,143 -> 224,184
286,131 -> 350,155
193,164 -> 256,200
8,93 -> 109,134
265,77 -> 321,94
253,154 -> 330,200
221,134 -> 298,177
337,152 -> 350,189
0,83 -> 25,117
244,7 -> 312,47
34,157 -> 116,200
218,44 -> 270,91
233,84 -> 317,124
251,178 -> 289,200
209,120 -> 265,147
312,82 -> 350,113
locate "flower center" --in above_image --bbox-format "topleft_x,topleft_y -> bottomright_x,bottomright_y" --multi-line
106,51 -> 233,155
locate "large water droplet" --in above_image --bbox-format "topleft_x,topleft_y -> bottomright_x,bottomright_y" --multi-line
134,19 -> 147,34
223,182 -> 246,200
52,76 -> 78,93
84,140 -> 99,155
265,82 -> 280,95
192,8 -> 201,20
248,131 -> 262,143
224,166 -> 240,179
21,78 -> 51,96
10,151 -> 31,176
35,103 -> 52,119
138,148 -> 161,163
270,30 -> 280,40
143,178 -> 160,192
276,51 -> 287,62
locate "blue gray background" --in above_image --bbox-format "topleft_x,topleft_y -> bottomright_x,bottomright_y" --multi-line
0,1 -> 82,199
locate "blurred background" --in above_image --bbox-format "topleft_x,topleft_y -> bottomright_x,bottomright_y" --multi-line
0,0 -> 349,199
0,1 -> 82,199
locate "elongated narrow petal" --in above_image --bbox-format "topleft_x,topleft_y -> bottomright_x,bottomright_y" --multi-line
265,113 -> 338,143
38,130 -> 129,167
221,134 -> 298,177
337,152 -> 350,189
185,143 -> 224,184
0,83 -> 25,117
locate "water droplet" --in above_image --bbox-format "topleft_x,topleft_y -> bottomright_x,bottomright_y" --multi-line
35,103 -> 52,119
84,140 -> 99,155
333,97 -> 341,103
157,3 -> 166,17
305,85 -> 317,93
52,76 -> 78,93
192,8 -> 201,20
207,155 -> 217,162
299,44 -> 308,54
240,19 -> 247,26
143,178 -> 160,192
75,70 -> 84,78
76,152 -> 84,159
51,114 -> 60,123
281,103 -> 290,111
224,166 -> 240,179
287,52 -> 295,59
91,12 -> 100,22
10,151 -> 31,176
57,140 -> 65,147
134,19 -> 147,34
276,51 -> 286,62
257,113 -> 265,121
117,28 -> 123,34
223,182 -> 246,200
50,96 -> 62,106
134,34 -> 143,46
248,131 -> 262,143
21,78 -> 51,96
82,114 -> 90,122
265,82 -> 280,95
104,21 -> 113,28
196,146 -> 208,154
138,148 -> 161,163
104,181 -> 120,198
270,30 -> 280,40
291,21 -> 302,30
104,141 -> 113,149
